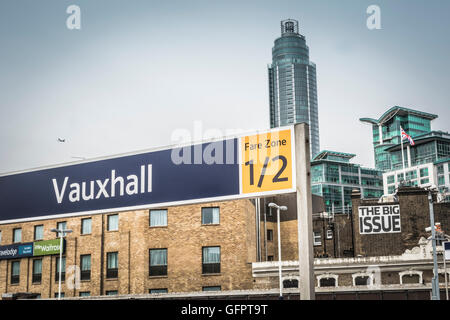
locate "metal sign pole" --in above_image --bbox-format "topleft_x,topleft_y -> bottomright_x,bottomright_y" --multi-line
294,123 -> 315,300
444,254 -> 448,300
428,191 -> 440,300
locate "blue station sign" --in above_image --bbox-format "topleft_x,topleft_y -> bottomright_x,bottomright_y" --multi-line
0,127 -> 296,223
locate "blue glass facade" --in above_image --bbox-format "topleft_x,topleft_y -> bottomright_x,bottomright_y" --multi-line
268,20 -> 320,158
360,107 -> 437,171
311,151 -> 383,214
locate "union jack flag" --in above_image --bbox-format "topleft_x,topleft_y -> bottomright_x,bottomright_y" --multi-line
400,126 -> 415,146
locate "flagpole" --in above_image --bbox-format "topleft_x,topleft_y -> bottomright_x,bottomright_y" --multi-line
400,127 -> 406,183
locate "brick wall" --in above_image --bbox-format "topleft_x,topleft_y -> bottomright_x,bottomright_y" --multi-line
0,199 -> 257,298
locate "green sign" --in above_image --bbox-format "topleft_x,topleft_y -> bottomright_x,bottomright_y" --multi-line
33,239 -> 65,256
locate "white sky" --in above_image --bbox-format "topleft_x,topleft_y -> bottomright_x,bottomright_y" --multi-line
0,0 -> 449,173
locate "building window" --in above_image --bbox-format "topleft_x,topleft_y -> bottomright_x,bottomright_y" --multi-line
55,257 -> 66,282
420,167 -> 429,178
150,209 -> 167,227
54,292 -> 65,298
80,255 -> 91,281
267,256 -> 274,261
388,185 -> 396,194
149,249 -> 167,276
81,218 -> 92,235
11,261 -> 20,284
79,292 -> 90,297
283,279 -> 299,288
57,221 -> 67,237
149,288 -> 168,294
437,165 -> 444,175
319,277 -> 336,287
107,214 -> 119,231
202,246 -> 220,274
267,229 -> 273,241
106,290 -> 118,296
326,229 -> 333,239
354,276 -> 370,286
107,252 -> 118,279
438,176 -> 445,186
387,175 -> 395,184
34,225 -> 44,241
202,207 -> 220,225
202,286 -> 221,291
313,232 -> 322,246
13,228 -> 21,243
420,178 -> 430,184
32,259 -> 42,284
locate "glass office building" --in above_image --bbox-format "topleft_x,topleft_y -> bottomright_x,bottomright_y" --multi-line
311,151 -> 383,214
268,19 -> 320,158
360,106 -> 437,171
383,131 -> 450,199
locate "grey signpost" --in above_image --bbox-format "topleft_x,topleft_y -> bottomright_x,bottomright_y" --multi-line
51,227 -> 72,300
444,241 -> 450,300
294,123 -> 315,300
428,191 -> 440,300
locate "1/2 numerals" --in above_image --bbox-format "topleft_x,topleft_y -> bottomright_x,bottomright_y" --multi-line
244,155 -> 288,188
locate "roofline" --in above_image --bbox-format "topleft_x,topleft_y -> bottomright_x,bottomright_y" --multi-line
312,150 -> 356,161
359,106 -> 438,126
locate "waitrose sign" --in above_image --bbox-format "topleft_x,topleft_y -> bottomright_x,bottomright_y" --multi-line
33,239 -> 65,256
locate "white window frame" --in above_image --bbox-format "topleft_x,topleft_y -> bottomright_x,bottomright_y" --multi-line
352,272 -> 374,286
317,274 -> 339,288
313,232 -> 322,246
399,270 -> 423,285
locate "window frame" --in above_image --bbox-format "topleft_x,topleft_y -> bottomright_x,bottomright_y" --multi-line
107,214 -> 119,232
13,228 -> 22,243
202,286 -> 221,292
149,248 -> 168,277
149,288 -> 168,294
149,209 -> 168,227
55,256 -> 66,282
34,225 -> 44,241
56,221 -> 67,237
267,229 -> 274,241
80,254 -> 91,281
106,252 -> 119,279
202,246 -> 221,274
32,259 -> 42,284
11,260 -> 20,284
81,218 -> 92,235
201,207 -> 220,225
313,231 -> 322,246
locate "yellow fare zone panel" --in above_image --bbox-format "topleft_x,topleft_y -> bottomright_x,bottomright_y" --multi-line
241,129 -> 293,194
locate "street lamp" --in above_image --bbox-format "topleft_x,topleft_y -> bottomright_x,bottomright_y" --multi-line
426,190 -> 440,300
50,227 -> 72,300
268,202 -> 288,300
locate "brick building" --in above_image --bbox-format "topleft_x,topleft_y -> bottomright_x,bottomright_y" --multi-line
0,199 -> 258,298
0,186 -> 448,299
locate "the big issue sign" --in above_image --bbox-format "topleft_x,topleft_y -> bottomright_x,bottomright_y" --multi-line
0,123 -> 315,299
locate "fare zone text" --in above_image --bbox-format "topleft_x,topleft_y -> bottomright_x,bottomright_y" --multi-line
244,138 -> 287,151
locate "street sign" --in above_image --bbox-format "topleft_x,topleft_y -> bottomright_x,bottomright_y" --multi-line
444,241 -> 450,261
0,126 -> 296,223
241,129 -> 294,194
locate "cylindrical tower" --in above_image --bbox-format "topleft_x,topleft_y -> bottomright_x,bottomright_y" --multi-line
268,19 -> 320,158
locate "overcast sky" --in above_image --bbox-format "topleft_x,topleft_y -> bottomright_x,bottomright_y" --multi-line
0,0 -> 449,174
